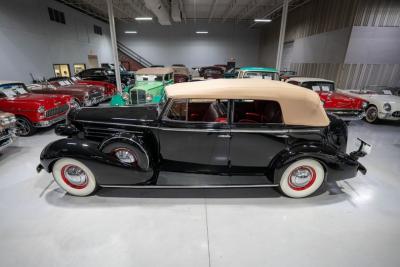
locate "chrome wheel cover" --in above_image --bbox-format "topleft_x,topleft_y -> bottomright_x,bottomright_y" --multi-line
61,165 -> 89,189
114,148 -> 136,164
366,107 -> 377,122
16,118 -> 31,136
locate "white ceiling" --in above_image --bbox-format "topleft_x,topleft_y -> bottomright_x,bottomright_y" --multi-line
58,0 -> 309,26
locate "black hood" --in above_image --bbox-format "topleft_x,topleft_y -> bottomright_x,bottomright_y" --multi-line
70,105 -> 159,125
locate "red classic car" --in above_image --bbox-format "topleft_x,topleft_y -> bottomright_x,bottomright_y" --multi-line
286,77 -> 368,121
28,78 -> 104,107
0,81 -> 72,136
71,77 -> 117,100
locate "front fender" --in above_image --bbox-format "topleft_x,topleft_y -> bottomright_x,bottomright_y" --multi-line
269,143 -> 363,184
110,94 -> 126,106
40,138 -> 155,185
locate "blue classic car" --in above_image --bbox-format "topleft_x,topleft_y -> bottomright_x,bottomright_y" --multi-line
237,67 -> 280,80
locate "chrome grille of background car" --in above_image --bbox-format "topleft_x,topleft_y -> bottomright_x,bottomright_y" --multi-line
392,111 -> 400,117
130,90 -> 147,105
45,104 -> 69,118
89,91 -> 102,99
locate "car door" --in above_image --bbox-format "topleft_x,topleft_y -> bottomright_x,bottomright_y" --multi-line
158,98 -> 230,173
229,99 -> 288,174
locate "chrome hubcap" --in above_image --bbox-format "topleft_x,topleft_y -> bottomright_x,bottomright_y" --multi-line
366,108 -> 377,121
16,119 -> 30,136
62,165 -> 88,187
114,148 -> 136,164
290,168 -> 312,187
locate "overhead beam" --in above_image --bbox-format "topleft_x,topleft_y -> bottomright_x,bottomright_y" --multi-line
207,0 -> 218,23
275,0 -> 289,71
222,0 -> 239,23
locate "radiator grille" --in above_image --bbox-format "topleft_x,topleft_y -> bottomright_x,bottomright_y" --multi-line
130,90 -> 146,105
45,104 -> 69,118
392,111 -> 400,118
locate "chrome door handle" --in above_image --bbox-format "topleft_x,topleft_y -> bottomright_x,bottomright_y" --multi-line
217,134 -> 231,138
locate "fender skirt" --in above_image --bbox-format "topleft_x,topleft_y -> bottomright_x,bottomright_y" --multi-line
39,138 -> 155,185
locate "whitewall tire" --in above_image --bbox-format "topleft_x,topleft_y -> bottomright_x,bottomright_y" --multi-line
52,158 -> 97,196
279,158 -> 325,198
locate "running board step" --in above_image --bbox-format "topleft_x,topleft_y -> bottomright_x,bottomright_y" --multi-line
101,184 -> 279,189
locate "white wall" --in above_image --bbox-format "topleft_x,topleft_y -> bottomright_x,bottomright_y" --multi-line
0,0 -> 113,83
117,21 -> 260,68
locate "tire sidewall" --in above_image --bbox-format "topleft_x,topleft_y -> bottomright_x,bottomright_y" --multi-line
16,116 -> 36,136
279,158 -> 325,198
52,158 -> 97,196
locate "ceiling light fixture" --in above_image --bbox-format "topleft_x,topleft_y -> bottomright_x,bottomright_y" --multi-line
196,31 -> 208,34
124,31 -> 138,34
254,19 -> 272,22
135,17 -> 152,21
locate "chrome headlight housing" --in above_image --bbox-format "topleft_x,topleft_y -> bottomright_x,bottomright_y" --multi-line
84,92 -> 89,100
383,103 -> 391,112
146,93 -> 153,102
361,101 -> 368,109
37,105 -> 46,113
122,92 -> 129,101
0,118 -> 9,126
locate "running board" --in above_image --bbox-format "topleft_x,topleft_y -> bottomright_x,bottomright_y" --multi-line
101,184 -> 279,189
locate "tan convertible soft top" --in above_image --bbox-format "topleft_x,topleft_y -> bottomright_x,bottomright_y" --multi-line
136,67 -> 174,75
165,79 -> 329,127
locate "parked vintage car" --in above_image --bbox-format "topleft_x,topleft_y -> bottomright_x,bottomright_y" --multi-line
279,70 -> 297,81
286,77 -> 368,121
38,79 -> 370,198
49,76 -> 117,101
76,68 -> 135,87
171,66 -> 191,83
237,67 -> 280,80
28,79 -> 104,107
339,85 -> 400,123
201,66 -> 224,79
0,111 -> 16,150
110,67 -> 174,106
0,81 -> 72,136
224,67 -> 239,78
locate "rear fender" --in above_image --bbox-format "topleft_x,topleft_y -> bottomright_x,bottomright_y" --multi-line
40,138 -> 155,185
269,143 -> 361,184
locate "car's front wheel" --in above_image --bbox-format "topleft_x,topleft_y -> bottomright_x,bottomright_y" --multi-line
279,158 -> 325,198
52,158 -> 97,196
15,117 -> 36,136
365,105 -> 379,123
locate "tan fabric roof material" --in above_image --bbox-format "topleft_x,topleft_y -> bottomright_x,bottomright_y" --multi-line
136,67 -> 174,75
165,79 -> 329,127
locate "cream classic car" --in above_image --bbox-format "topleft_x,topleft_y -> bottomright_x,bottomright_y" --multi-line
339,85 -> 400,123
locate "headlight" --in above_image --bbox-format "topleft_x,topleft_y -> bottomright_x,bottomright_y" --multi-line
84,93 -> 89,100
383,103 -> 391,112
0,118 -> 8,126
37,106 -> 45,113
146,93 -> 153,102
122,92 -> 129,101
362,101 -> 368,109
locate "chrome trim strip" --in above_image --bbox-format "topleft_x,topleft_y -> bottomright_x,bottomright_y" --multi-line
75,120 -> 157,129
101,184 -> 279,189
159,127 -> 229,133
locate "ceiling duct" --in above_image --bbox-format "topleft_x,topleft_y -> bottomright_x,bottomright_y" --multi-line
171,0 -> 182,22
143,0 -> 171,25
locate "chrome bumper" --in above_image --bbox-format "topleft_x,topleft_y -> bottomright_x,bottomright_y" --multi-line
326,110 -> 365,121
84,96 -> 103,106
0,131 -> 15,150
34,115 -> 66,127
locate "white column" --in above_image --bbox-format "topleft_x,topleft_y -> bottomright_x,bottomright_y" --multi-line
106,0 -> 122,93
275,0 -> 289,71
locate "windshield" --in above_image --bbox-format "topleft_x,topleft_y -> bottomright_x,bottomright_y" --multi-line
243,71 -> 279,80
0,83 -> 29,98
302,81 -> 335,92
136,74 -> 163,82
361,85 -> 398,95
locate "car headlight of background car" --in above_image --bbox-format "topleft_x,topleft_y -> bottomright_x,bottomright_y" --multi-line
362,101 -> 368,109
383,103 -> 391,112
0,116 -> 16,126
122,92 -> 129,101
146,93 -> 153,102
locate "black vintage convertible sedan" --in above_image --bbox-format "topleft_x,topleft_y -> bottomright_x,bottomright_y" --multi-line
38,79 -> 370,198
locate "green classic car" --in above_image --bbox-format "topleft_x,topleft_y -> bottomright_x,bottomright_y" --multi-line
110,67 -> 174,106
237,67 -> 279,80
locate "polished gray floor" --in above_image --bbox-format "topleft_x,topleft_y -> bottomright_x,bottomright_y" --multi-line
0,121 -> 399,267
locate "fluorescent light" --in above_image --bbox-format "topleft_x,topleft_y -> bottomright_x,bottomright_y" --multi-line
135,17 -> 152,21
196,31 -> 208,34
125,31 -> 138,34
254,19 -> 272,22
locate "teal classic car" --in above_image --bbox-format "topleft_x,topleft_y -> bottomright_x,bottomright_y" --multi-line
110,67 -> 174,106
237,67 -> 279,80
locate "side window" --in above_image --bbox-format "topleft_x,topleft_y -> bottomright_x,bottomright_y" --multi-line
165,99 -> 228,123
233,100 -> 282,124
287,80 -> 299,86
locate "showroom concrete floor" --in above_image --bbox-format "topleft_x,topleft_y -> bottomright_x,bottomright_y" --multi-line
0,121 -> 399,267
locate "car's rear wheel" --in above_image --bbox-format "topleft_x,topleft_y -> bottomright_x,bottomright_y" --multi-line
15,117 -> 36,136
52,158 -> 97,196
279,158 -> 325,198
365,105 -> 379,123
